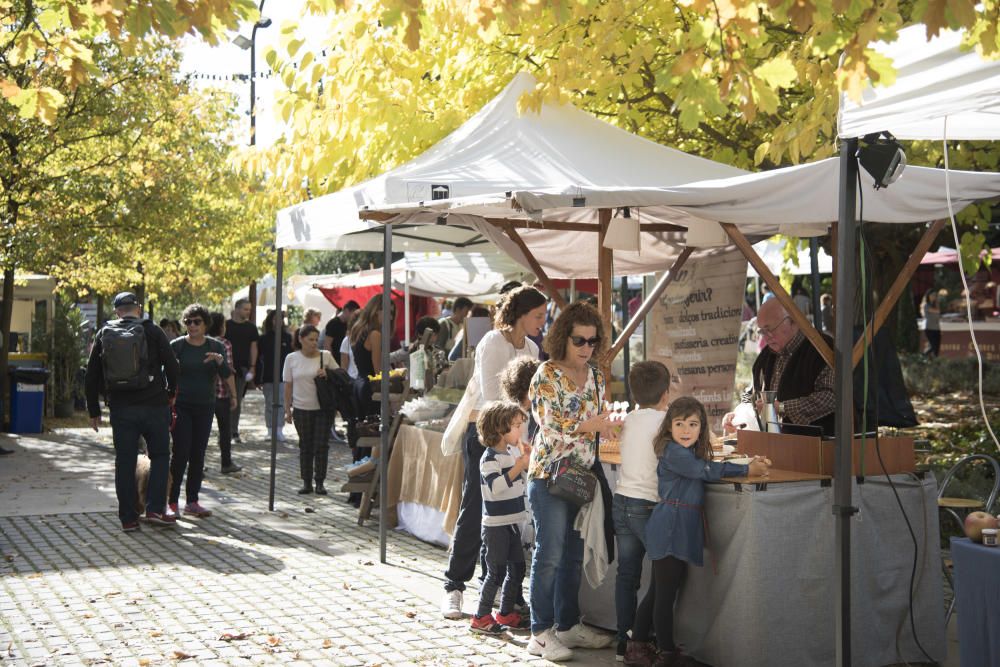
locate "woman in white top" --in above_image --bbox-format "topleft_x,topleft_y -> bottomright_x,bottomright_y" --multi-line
441,286 -> 548,619
282,324 -> 334,496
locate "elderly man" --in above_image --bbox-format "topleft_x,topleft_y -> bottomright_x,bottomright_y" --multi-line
85,292 -> 179,531
725,299 -> 836,436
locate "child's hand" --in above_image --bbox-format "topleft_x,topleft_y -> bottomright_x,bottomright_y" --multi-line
518,440 -> 532,458
748,456 -> 771,477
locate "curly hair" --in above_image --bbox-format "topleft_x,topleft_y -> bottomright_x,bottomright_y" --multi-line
652,396 -> 711,460
476,401 -> 525,449
543,301 -> 607,362
493,286 -> 547,330
500,357 -> 540,406
181,303 -> 211,327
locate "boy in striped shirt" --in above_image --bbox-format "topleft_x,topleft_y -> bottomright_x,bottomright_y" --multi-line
471,401 -> 531,634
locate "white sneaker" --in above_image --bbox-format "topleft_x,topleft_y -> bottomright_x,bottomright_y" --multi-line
276,429 -> 286,442
528,629 -> 573,661
556,622 -> 613,649
441,589 -> 463,620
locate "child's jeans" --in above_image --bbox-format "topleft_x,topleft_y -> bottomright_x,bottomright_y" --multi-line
612,493 -> 655,642
477,524 -> 525,618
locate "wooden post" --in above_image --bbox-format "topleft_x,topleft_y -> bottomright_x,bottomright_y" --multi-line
722,223 -> 834,367
608,247 -> 694,360
851,219 -> 946,367
503,224 -> 568,310
597,208 -> 614,340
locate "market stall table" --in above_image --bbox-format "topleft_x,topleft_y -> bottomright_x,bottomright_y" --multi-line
580,467 -> 945,667
950,536 -> 1000,667
385,424 -> 463,547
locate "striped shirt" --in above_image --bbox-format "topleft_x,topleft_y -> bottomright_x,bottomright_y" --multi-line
480,445 -> 527,527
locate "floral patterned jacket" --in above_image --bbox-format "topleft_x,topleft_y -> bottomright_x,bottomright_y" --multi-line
528,361 -> 606,480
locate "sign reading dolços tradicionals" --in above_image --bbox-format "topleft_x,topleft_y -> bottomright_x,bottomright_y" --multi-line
646,248 -> 748,432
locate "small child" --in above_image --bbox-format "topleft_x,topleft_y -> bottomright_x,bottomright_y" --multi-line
499,357 -> 540,440
614,361 -> 673,664
471,401 -> 532,634
633,396 -> 768,666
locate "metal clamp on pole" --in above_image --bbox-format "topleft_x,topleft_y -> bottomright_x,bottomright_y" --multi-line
831,505 -> 859,517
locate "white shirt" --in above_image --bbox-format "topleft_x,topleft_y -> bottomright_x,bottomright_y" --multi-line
473,329 -> 539,410
339,336 -> 358,378
615,408 -> 666,503
282,351 -> 332,410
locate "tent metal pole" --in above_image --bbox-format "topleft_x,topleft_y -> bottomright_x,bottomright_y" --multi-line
810,237 -> 822,328
404,272 -> 411,346
379,223 -> 392,564
834,138 -> 859,667
268,248 -> 284,512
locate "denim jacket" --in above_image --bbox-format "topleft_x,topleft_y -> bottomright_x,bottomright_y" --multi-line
644,441 -> 747,565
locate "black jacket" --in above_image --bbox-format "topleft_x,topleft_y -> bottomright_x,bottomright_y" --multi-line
85,318 -> 179,417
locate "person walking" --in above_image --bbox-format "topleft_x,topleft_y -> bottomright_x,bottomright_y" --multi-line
259,309 -> 292,443
85,292 -> 179,532
207,312 -> 241,474
283,324 -> 334,495
441,286 -> 547,619
224,297 -> 259,444
168,304 -> 231,518
922,289 -> 942,357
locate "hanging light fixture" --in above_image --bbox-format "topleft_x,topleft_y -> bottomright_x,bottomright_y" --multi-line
684,220 -> 728,248
857,131 -> 906,189
602,206 -> 641,252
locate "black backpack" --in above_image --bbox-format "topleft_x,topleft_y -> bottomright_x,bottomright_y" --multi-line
98,319 -> 151,391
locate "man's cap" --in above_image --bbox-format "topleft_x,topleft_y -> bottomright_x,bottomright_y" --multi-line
113,292 -> 139,308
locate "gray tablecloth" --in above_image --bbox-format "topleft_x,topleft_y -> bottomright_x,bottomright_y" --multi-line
581,469 -> 946,667
951,536 -> 1000,667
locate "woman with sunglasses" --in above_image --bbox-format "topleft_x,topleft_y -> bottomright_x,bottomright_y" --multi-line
525,301 -> 616,661
168,304 -> 231,518
441,286 -> 547,620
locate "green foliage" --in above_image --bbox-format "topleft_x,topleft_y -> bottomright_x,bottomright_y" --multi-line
293,250 -> 400,277
32,297 -> 89,404
900,354 -> 1000,396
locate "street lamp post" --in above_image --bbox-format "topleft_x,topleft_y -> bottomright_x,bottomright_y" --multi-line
234,1 -> 271,324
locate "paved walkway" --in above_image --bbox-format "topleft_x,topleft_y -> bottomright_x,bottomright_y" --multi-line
0,394 -> 617,666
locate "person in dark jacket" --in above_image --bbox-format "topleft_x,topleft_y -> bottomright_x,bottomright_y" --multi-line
258,309 -> 292,442
85,292 -> 179,532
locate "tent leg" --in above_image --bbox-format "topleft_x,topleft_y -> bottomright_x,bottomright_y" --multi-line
834,138 -> 859,667
621,276 -> 630,404
810,237 -> 822,327
380,224 -> 392,565
404,273 -> 411,346
268,248 -> 284,512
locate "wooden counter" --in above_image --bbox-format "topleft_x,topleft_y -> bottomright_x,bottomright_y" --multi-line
737,430 -> 915,477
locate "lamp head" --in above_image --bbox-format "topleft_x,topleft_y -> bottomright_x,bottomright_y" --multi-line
232,34 -> 252,50
255,17 -> 272,29
858,131 -> 906,190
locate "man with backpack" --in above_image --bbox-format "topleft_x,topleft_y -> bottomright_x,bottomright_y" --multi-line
85,292 -> 180,533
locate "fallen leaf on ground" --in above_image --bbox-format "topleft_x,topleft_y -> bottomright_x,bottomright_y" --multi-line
405,611 -> 416,618
172,650 -> 194,660
304,507 -> 315,513
342,582 -> 351,590
219,632 -> 252,642
266,636 -> 282,646
149,631 -> 163,637
322,639 -> 333,648
138,659 -> 151,666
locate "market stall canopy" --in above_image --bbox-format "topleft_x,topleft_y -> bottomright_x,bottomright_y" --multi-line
274,71 -> 746,261
838,24 -> 1000,140
920,246 -> 1000,265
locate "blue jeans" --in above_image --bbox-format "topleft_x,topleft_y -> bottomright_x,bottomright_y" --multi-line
612,493 -> 655,641
109,404 -> 171,521
528,477 -> 584,634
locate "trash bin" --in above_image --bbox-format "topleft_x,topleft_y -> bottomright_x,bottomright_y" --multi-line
9,367 -> 49,434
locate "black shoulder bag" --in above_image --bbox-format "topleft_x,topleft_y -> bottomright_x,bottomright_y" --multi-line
314,351 -> 339,413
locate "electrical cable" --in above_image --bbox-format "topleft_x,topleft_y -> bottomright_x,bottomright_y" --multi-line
856,167 -> 936,665
941,117 -> 1000,456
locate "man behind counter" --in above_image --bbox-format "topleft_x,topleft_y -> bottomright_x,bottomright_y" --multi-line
724,298 -> 835,436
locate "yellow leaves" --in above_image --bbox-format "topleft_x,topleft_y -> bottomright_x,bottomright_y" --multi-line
787,0 -> 817,32
753,53 -> 797,89
0,79 -> 20,100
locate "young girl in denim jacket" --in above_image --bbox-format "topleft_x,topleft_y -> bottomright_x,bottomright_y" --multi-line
629,397 -> 769,667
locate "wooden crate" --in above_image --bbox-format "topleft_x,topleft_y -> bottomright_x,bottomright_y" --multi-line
736,431 -> 915,476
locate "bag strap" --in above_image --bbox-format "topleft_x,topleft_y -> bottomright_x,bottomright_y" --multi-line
592,365 -> 602,465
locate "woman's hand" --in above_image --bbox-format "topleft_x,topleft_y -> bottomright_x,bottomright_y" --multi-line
316,367 -> 327,378
579,411 -> 615,437
204,351 -> 224,365
229,395 -> 238,410
284,408 -> 293,424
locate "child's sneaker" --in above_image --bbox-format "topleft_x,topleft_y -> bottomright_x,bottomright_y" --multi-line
556,622 -> 613,648
624,640 -> 658,666
470,613 -> 505,635
121,520 -> 140,533
167,502 -> 179,517
441,590 -> 463,620
183,502 -> 212,518
495,611 -> 530,630
141,511 -> 177,527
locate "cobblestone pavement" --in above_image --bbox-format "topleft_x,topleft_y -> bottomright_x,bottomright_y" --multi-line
0,394 -> 617,666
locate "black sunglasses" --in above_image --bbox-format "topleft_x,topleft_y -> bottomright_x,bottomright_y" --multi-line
183,318 -> 203,326
569,335 -> 601,348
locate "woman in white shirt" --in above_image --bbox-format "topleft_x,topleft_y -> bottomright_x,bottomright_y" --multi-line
441,286 -> 548,619
283,324 -> 335,496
